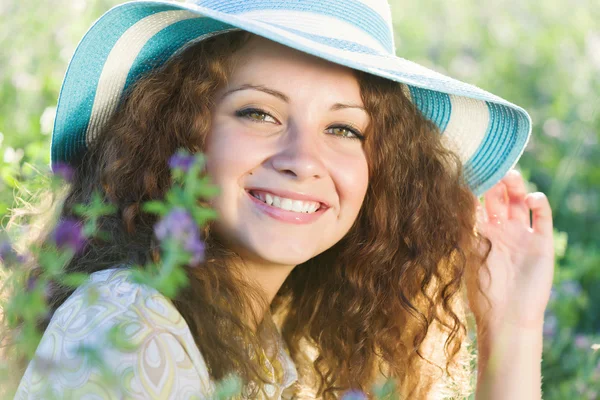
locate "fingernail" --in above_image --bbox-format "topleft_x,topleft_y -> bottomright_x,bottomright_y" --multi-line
527,192 -> 546,203
532,192 -> 545,199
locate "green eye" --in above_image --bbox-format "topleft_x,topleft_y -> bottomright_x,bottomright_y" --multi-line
330,126 -> 353,137
248,111 -> 267,121
235,108 -> 365,141
327,125 -> 365,141
235,108 -> 276,123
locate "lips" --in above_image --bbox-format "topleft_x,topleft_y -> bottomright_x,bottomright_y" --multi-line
248,190 -> 323,214
245,189 -> 329,224
245,187 -> 330,209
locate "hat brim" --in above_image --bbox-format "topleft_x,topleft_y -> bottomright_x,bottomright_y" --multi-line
51,0 -> 531,196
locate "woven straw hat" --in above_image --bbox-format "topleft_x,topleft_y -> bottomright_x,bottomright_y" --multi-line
50,0 -> 531,195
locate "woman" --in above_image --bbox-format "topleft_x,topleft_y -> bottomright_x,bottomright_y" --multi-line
8,0 -> 554,399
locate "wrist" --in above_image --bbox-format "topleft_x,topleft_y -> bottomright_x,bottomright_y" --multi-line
476,314 -> 544,341
477,322 -> 544,361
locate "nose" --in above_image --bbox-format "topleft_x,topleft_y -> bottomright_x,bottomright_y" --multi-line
268,124 -> 326,181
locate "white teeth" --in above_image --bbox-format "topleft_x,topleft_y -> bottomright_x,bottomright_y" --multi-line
292,200 -> 304,212
250,191 -> 321,214
280,198 -> 293,211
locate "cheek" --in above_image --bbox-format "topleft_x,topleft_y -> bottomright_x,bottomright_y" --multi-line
334,154 -> 369,217
204,127 -> 246,222
205,124 -> 263,186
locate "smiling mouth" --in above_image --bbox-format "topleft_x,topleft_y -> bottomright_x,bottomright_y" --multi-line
247,190 -> 324,214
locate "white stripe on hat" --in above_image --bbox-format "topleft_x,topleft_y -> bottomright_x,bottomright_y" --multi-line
243,18 -> 485,94
441,95 -> 490,163
237,10 -> 389,54
85,10 -> 200,146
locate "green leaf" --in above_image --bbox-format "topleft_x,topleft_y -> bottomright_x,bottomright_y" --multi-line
211,374 -> 243,400
191,207 -> 218,225
0,202 -> 8,215
94,229 -> 112,242
372,378 -> 400,400
1,168 -> 18,188
60,272 -> 90,288
141,200 -> 168,216
72,203 -> 89,217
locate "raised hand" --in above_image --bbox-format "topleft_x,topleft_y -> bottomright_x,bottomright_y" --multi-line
467,169 -> 555,334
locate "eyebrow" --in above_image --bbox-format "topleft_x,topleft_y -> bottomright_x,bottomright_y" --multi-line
221,83 -> 367,112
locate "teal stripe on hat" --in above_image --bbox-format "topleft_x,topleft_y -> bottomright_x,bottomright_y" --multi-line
196,0 -> 394,53
408,87 -> 452,133
464,102 -> 523,195
51,2 -> 184,165
124,18 -> 236,91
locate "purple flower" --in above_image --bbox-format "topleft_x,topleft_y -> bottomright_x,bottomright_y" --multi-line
154,208 -> 205,266
341,390 -> 368,400
574,334 -> 590,350
168,151 -> 196,173
53,218 -> 86,254
52,162 -> 75,183
184,235 -> 206,266
0,239 -> 27,268
26,274 -> 38,292
0,240 -> 21,267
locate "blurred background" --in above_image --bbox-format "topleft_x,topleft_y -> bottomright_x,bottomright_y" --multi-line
0,0 -> 598,398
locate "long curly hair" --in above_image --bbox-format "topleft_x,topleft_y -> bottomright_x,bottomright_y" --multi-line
2,30 -> 489,399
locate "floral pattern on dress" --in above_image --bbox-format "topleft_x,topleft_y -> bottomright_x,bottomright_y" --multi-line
14,267 -> 299,400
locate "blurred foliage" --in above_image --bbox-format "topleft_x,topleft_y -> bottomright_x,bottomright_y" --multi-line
0,0 -> 598,398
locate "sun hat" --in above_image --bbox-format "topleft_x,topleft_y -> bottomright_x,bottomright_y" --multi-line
50,0 -> 531,196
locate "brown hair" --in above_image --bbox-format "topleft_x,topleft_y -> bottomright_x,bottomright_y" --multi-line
3,30 -> 489,398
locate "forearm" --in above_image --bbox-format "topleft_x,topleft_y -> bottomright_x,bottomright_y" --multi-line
475,324 -> 544,400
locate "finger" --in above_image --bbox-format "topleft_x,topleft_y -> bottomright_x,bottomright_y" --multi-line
501,169 -> 529,225
525,192 -> 553,235
484,181 -> 509,224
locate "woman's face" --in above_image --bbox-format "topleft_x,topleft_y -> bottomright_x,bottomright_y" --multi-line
205,35 -> 370,267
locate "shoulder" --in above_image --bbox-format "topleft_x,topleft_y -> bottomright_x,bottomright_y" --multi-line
53,267 -> 191,338
15,267 -> 215,400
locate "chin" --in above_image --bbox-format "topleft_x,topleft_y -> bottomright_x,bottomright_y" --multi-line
248,238 -> 323,267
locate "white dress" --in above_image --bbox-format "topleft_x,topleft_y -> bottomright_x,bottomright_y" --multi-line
14,268 -> 299,400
